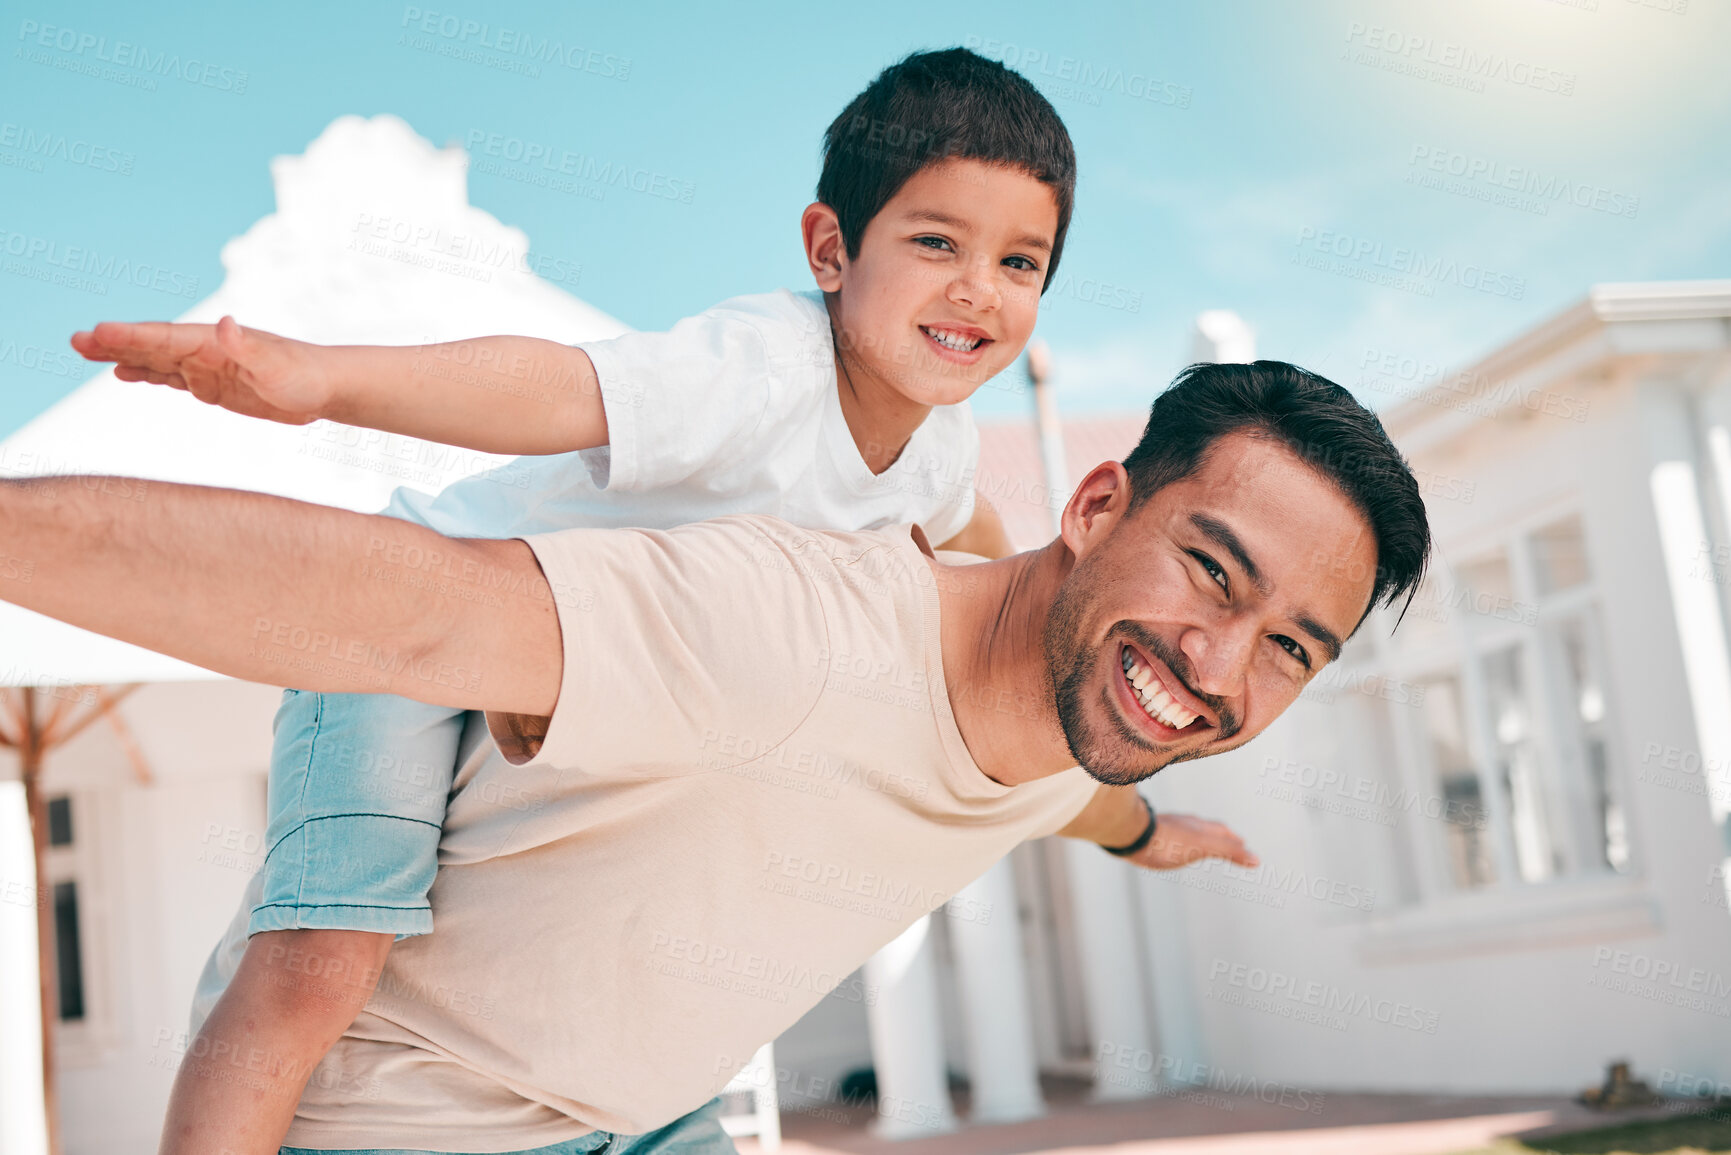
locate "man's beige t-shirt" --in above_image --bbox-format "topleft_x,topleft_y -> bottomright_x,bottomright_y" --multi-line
196,515 -> 1099,1152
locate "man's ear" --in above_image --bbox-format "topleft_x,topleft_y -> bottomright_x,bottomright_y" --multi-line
802,202 -> 846,293
1059,461 -> 1134,561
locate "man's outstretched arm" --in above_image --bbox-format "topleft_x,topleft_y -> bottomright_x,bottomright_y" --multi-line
0,477 -> 561,714
1058,784 -> 1259,870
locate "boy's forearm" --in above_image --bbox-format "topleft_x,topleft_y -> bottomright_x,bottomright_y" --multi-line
0,476 -> 560,713
319,337 -> 607,456
159,930 -> 391,1155
935,493 -> 1014,559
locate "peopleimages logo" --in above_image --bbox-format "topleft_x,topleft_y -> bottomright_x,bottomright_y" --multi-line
1407,145 -> 1638,219
0,228 -> 201,298
1342,22 -> 1576,96
16,19 -> 249,93
1293,227 -> 1525,300
462,130 -> 695,204
399,7 -> 630,79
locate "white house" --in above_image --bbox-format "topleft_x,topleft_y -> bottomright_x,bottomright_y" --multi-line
3,113 -> 1729,1153
0,114 -> 629,1154
1104,282 -> 1731,1101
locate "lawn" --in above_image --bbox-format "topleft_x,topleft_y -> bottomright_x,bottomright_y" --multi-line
1447,1104 -> 1731,1155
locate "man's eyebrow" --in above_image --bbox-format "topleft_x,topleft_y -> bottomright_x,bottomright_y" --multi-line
1189,513 -> 1270,596
900,209 -> 1053,253
1189,512 -> 1342,664
1293,613 -> 1344,665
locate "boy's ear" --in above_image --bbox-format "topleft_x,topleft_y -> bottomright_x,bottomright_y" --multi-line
801,202 -> 846,293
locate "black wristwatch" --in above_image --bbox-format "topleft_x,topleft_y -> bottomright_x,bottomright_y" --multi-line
1103,795 -> 1157,857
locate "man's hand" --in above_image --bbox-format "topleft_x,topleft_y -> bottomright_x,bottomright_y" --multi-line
72,315 -> 334,424
1125,811 -> 1259,871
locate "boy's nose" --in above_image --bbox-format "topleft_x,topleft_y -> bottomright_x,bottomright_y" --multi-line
947,264 -> 999,311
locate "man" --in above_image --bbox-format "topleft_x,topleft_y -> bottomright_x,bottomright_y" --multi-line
4,361 -> 1428,1153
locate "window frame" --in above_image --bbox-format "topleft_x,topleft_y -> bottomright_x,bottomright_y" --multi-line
42,788 -> 118,1063
1351,502 -> 1638,907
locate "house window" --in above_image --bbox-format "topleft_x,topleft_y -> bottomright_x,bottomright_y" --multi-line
1376,512 -> 1629,898
1416,675 -> 1495,888
54,881 -> 85,1021
44,794 -> 95,1028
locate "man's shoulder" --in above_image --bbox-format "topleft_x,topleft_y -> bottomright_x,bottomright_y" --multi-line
527,515 -> 928,589
664,515 -> 930,588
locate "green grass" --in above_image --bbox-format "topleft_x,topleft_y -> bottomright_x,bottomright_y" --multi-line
1446,1104 -> 1731,1155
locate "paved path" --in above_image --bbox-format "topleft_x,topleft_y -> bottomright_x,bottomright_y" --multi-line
736,1084 -> 1688,1155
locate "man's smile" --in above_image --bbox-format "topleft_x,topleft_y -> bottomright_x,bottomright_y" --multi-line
1115,641 -> 1216,740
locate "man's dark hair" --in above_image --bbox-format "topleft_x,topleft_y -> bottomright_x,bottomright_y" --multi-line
818,48 -> 1077,289
1122,361 -> 1432,628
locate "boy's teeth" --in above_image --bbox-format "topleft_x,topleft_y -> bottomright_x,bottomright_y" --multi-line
923,326 -> 981,352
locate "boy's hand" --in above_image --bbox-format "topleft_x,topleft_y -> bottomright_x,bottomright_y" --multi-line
1125,812 -> 1259,871
72,315 -> 335,425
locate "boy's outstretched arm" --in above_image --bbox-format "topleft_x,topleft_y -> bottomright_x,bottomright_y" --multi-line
159,930 -> 391,1155
70,317 -> 607,456
0,476 -> 560,714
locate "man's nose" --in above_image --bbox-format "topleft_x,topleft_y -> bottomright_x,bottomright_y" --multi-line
1180,622 -> 1253,697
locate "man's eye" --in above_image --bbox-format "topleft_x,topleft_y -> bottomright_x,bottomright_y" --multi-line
1274,635 -> 1312,669
1003,254 -> 1039,272
915,235 -> 954,251
1190,550 -> 1228,593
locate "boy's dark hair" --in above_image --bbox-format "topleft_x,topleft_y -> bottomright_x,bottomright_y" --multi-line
1122,361 -> 1432,630
819,48 -> 1077,289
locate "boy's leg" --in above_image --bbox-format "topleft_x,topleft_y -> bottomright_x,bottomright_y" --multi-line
161,691 -> 467,1155
254,690 -> 464,937
161,929 -> 391,1155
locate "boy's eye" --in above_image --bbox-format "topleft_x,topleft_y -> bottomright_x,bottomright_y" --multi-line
1273,634 -> 1312,669
1002,255 -> 1039,273
914,235 -> 954,252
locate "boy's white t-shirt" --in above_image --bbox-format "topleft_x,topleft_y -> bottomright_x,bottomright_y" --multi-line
381,289 -> 979,544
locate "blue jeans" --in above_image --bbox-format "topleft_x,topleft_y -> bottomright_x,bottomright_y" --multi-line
279,1094 -> 736,1155
253,690 -> 469,938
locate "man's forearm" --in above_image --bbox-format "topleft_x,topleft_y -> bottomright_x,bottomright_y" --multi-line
1056,784 -> 1151,848
0,477 -> 559,713
320,337 -> 606,456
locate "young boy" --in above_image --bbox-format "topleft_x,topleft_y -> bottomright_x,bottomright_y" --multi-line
77,47 -> 1250,1155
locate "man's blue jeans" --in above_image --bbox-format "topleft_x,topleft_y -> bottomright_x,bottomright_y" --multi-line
279,1093 -> 737,1155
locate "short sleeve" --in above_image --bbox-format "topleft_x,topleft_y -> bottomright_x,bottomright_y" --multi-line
485,518 -> 830,775
1027,772 -> 1107,839
376,455 -> 594,537
575,309 -> 776,495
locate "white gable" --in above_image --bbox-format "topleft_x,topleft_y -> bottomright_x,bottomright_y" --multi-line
0,114 -> 630,686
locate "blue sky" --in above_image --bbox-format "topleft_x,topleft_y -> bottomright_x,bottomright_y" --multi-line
3,0 -> 1727,435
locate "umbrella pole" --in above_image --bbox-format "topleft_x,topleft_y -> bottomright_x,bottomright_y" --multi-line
19,688 -> 63,1155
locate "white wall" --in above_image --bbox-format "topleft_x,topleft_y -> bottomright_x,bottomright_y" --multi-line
41,680 -> 280,1154
1135,364 -> 1731,1099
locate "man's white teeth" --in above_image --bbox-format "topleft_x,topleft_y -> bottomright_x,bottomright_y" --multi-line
923,327 -> 982,352
1120,648 -> 1200,730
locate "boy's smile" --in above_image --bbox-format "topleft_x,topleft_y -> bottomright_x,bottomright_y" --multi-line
804,156 -> 1060,472
842,156 -> 1057,406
